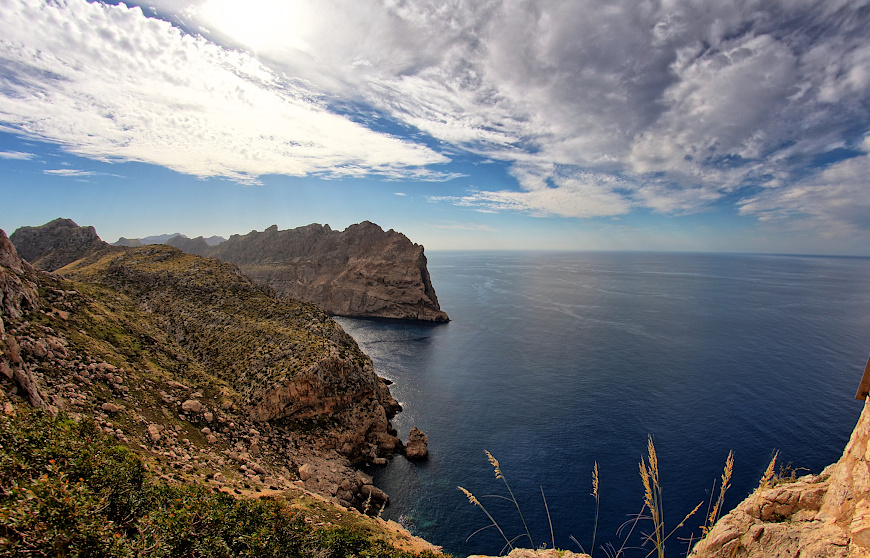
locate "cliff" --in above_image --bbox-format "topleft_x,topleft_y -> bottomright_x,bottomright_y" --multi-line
9,217 -> 115,271
198,222 -> 449,322
689,397 -> 870,557
0,226 -> 419,520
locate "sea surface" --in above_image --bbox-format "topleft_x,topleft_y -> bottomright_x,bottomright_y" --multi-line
335,251 -> 870,557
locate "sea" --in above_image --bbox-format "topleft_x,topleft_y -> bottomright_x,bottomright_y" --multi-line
334,251 -> 870,557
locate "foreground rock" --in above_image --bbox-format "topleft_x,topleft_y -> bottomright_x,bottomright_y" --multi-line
689,396 -> 870,557
191,222 -> 449,322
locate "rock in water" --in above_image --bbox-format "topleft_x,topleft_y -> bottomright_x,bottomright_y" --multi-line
200,222 -> 449,322
405,427 -> 429,459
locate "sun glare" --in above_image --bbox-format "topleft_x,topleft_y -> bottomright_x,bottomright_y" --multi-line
199,0 -> 311,52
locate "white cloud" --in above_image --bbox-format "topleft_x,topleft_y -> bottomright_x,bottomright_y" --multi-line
739,137 -> 870,237
0,151 -> 35,160
2,0 -> 869,237
0,0 -> 450,183
175,0 -> 867,228
43,169 -> 95,177
432,169 -> 631,218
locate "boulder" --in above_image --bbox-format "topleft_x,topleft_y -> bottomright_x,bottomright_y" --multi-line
181,399 -> 202,413
405,427 -> 429,460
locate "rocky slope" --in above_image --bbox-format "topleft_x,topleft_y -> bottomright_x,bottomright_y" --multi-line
9,217 -> 116,271
689,397 -> 870,557
0,226 -> 427,523
193,222 -> 449,322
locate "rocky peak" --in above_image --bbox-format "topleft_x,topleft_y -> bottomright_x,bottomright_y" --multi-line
199,222 -> 449,322
10,218 -> 109,271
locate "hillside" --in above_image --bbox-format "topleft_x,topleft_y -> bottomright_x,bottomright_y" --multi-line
0,227 -> 439,554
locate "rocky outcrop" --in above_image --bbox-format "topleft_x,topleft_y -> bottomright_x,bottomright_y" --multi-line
0,230 -> 53,412
199,222 -> 449,322
405,427 -> 429,460
689,397 -> 870,558
9,218 -> 111,271
469,549 -> 590,558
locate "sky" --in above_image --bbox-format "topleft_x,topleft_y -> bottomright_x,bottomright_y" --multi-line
1,0 -> 869,254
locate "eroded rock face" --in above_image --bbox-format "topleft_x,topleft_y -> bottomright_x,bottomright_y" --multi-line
10,218 -> 111,271
200,222 -> 449,322
689,397 -> 870,558
0,229 -> 52,412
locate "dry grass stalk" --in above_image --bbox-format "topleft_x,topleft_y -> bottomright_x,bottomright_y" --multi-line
541,486 -> 555,550
639,436 -> 703,558
591,461 -> 600,556
703,450 -> 734,535
759,451 -> 779,490
458,485 -> 514,551
485,450 -> 534,548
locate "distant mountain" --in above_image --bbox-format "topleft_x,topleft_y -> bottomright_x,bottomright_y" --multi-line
112,233 -> 226,247
165,234 -> 210,255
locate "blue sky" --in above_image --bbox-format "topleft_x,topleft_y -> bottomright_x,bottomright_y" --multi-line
1,0 -> 869,254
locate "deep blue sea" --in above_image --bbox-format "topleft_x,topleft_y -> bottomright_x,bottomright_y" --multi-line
335,251 -> 870,557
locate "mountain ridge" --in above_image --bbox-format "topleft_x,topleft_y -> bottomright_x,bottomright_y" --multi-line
16,219 -> 448,323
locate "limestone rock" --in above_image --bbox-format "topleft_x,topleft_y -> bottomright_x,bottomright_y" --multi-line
0,230 -> 52,412
194,222 -> 449,322
405,427 -> 429,460
298,463 -> 314,481
690,397 -> 870,558
469,549 -> 590,558
147,424 -> 162,443
181,399 -> 202,413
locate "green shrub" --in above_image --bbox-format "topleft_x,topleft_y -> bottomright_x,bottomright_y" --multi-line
0,403 -> 438,558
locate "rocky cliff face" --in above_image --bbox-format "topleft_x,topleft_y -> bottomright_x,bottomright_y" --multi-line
200,222 -> 449,322
690,398 -> 870,557
0,226 -> 411,515
9,218 -> 112,271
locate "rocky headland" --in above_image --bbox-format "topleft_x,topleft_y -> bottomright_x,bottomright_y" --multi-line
1,221 -> 435,536
167,222 -> 449,323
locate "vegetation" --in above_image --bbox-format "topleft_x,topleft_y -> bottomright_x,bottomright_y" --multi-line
459,439 -> 745,558
0,399 -> 440,558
